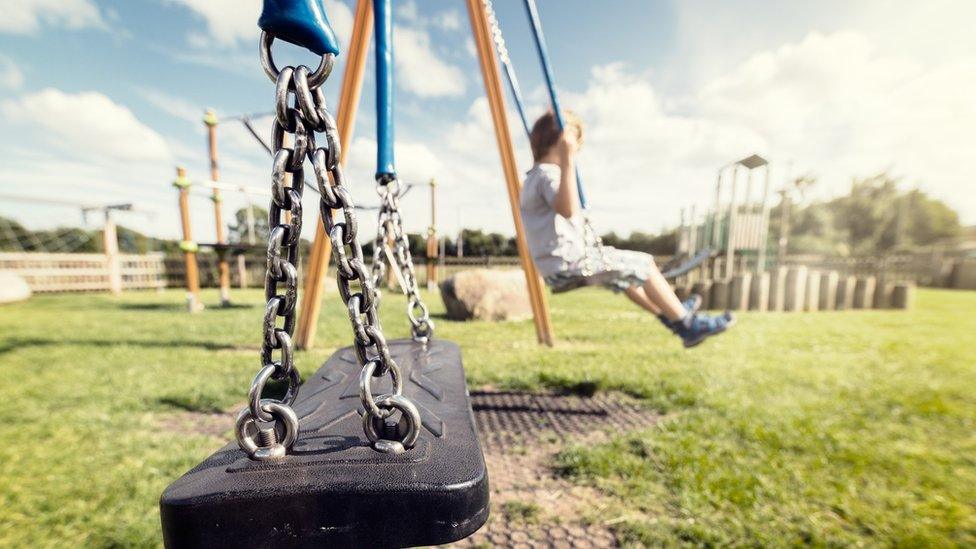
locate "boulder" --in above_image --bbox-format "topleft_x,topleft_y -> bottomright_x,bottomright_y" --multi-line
439,269 -> 532,321
0,271 -> 32,304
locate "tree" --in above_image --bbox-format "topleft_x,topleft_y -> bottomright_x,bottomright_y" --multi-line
227,205 -> 269,245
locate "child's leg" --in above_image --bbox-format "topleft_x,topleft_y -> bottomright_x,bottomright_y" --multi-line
641,260 -> 687,321
624,286 -> 662,315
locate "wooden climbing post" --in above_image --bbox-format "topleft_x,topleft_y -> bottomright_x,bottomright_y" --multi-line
102,212 -> 122,296
174,166 -> 202,312
294,0 -> 374,350
426,179 -> 438,289
467,0 -> 554,346
204,109 -> 232,306
724,164 -> 740,280
756,164 -> 772,273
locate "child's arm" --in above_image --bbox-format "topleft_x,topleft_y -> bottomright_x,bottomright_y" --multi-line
553,131 -> 580,219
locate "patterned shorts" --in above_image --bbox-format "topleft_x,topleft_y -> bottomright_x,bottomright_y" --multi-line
544,247 -> 654,294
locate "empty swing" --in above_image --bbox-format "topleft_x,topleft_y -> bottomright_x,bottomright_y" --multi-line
484,0 -> 714,292
159,1 -> 488,547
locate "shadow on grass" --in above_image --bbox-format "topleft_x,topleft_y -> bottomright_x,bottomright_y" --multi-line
117,302 -> 257,312
158,394 -> 227,414
0,337 -> 243,355
117,303 -> 186,311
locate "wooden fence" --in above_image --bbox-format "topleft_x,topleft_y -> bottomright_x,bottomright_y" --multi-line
2,251 -> 972,293
0,252 -> 166,293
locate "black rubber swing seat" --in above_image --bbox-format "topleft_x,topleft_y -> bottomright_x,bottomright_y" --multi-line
160,338 -> 489,548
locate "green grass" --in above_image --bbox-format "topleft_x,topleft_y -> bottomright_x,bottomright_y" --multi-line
0,287 -> 974,546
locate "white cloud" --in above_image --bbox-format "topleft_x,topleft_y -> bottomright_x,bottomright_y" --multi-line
0,0 -> 105,34
136,87 -> 204,124
394,27 -> 466,97
0,56 -> 24,89
1,89 -> 171,162
362,26 -> 976,236
694,30 -> 976,221
434,11 -> 461,32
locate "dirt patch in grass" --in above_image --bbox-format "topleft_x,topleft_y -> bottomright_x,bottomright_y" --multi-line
451,389 -> 662,548
158,408 -> 236,439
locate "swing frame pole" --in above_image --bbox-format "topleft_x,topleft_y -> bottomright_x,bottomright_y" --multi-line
294,0 -> 374,350
467,0 -> 554,346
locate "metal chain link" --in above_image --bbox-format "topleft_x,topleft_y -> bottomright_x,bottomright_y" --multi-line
371,179 -> 434,341
236,33 -> 422,460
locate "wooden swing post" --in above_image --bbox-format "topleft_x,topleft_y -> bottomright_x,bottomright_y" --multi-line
295,0 -> 374,350
467,0 -> 554,346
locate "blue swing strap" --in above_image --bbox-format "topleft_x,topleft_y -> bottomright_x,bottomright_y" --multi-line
484,0 -> 605,275
521,0 -> 588,210
374,0 -> 396,182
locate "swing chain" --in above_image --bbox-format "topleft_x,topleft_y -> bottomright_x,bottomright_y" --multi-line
482,0 -> 510,66
372,179 -> 434,341
237,33 -> 421,459
581,215 -> 608,276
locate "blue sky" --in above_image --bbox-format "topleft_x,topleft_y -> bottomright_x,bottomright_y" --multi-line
1,0 -> 974,243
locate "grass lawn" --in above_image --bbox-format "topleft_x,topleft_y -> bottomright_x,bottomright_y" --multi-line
0,286 -> 974,546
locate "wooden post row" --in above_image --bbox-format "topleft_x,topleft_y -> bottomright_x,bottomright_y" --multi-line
467,0 -> 554,346
174,166 -> 203,312
295,0 -> 374,350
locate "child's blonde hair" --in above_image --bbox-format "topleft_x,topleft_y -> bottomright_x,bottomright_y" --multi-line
529,110 -> 583,162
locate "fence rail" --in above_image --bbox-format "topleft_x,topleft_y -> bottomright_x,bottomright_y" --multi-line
0,252 -> 166,293
2,251 -> 973,293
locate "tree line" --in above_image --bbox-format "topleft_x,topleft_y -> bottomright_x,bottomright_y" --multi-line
2,173 -> 964,258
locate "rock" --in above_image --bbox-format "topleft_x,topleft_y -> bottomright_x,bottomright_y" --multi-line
0,271 -> 32,304
439,269 -> 532,321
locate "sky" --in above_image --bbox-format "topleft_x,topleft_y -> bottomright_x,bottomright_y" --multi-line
0,0 -> 974,244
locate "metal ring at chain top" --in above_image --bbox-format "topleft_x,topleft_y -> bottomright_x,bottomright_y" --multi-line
260,32 -> 334,88
362,394 -> 421,455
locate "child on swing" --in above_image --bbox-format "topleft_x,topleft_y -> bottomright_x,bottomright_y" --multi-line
520,110 -> 734,347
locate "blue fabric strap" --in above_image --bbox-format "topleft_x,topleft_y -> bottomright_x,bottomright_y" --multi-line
374,0 -> 396,180
522,0 -> 588,209
258,0 -> 341,56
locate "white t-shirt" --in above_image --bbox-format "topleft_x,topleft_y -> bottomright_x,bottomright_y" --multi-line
519,163 -> 587,277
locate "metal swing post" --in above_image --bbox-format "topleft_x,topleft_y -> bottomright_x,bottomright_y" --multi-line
294,0 -> 373,350
467,0 -> 554,346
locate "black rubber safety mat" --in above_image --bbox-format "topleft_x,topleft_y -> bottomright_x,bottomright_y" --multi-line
160,339 -> 489,548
